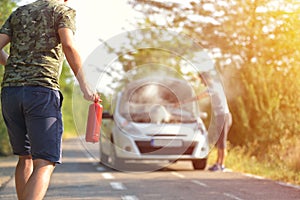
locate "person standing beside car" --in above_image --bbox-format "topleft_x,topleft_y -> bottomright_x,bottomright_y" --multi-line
175,71 -> 232,171
199,71 -> 232,172
0,0 -> 98,199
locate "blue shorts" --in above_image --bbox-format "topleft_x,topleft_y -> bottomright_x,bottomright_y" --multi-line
1,86 -> 64,164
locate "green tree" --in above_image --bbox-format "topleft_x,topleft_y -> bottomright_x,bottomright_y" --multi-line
0,0 -> 19,155
60,61 -> 77,137
130,0 -> 300,170
0,0 -> 18,25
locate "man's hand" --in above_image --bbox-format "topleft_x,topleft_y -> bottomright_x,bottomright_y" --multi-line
80,83 -> 100,102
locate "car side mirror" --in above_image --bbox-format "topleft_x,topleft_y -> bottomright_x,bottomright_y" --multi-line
102,111 -> 113,119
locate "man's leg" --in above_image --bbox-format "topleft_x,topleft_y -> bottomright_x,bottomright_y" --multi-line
21,159 -> 55,200
217,148 -> 226,167
217,113 -> 232,168
15,155 -> 33,200
21,87 -> 62,199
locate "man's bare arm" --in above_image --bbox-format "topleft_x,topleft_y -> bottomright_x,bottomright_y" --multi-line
58,28 -> 98,101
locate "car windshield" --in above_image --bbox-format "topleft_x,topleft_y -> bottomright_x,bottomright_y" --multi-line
119,78 -> 199,123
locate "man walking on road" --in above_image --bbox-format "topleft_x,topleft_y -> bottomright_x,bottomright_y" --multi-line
0,0 -> 98,199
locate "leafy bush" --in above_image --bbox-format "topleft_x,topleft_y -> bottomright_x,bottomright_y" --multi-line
227,62 -> 300,173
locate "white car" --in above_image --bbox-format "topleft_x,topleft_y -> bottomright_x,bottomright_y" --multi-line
100,76 -> 209,170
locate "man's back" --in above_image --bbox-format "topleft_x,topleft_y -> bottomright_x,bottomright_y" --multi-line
0,0 -> 75,90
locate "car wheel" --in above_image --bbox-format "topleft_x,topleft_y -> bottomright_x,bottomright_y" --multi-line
192,158 -> 207,170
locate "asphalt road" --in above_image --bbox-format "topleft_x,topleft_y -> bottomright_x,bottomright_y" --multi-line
0,138 -> 299,200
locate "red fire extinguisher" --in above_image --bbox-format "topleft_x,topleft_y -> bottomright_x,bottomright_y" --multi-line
85,97 -> 103,143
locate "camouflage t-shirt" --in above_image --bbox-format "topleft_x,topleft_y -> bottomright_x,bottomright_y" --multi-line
0,0 -> 76,90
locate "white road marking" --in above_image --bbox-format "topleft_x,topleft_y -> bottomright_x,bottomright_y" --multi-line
171,172 -> 185,178
110,182 -> 127,190
223,193 -> 244,200
243,173 -> 264,180
102,173 -> 114,179
277,181 -> 300,190
121,195 -> 139,200
88,157 -> 94,161
191,180 -> 208,188
96,166 -> 106,172
243,172 -> 300,190
83,151 -> 93,160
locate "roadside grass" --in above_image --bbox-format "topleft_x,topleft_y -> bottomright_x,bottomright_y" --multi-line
62,131 -> 78,140
208,144 -> 300,186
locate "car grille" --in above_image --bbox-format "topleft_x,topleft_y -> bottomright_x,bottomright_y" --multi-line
135,141 -> 196,155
